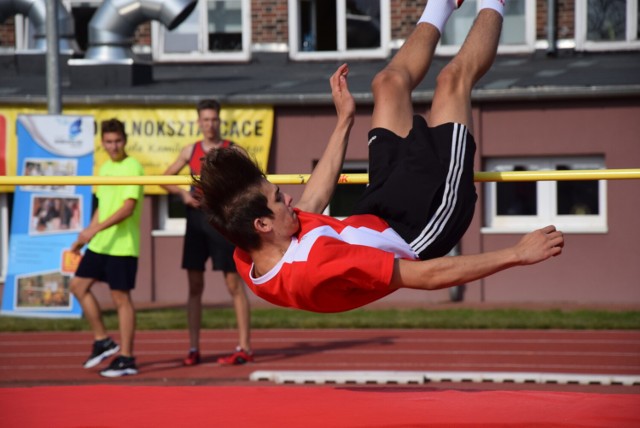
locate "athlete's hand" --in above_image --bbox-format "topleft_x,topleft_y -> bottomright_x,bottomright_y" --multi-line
70,239 -> 85,255
70,226 -> 98,254
330,63 -> 355,124
181,190 -> 200,208
514,225 -> 564,265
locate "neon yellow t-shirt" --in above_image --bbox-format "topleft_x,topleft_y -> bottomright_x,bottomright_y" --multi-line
88,156 -> 144,257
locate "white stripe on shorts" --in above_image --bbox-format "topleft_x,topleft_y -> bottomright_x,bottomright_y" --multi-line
409,123 -> 467,255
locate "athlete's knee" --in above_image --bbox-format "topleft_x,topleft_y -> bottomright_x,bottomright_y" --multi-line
188,282 -> 204,298
435,61 -> 470,97
372,68 -> 411,99
70,278 -> 89,298
110,290 -> 133,308
187,270 -> 205,294
224,273 -> 244,295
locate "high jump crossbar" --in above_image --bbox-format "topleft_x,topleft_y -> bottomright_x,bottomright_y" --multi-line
0,169 -> 639,186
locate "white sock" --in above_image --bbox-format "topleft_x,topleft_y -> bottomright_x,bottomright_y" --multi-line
480,0 -> 505,16
418,0 -> 457,34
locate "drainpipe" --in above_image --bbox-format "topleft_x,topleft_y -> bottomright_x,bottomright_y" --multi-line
547,0 -> 557,56
0,0 -> 77,53
84,0 -> 197,61
45,0 -> 61,113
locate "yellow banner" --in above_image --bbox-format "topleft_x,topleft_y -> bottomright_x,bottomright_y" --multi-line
0,105 -> 274,194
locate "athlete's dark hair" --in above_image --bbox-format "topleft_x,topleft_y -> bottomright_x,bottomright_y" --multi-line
194,147 -> 273,251
100,118 -> 127,141
196,99 -> 221,116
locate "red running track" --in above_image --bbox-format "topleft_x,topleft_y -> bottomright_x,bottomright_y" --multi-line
1,329 -> 639,390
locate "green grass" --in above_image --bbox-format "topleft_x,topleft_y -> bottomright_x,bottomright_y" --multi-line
1,307 -> 639,332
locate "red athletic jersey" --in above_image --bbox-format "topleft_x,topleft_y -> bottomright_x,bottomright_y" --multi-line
189,140 -> 233,194
188,140 -> 233,175
234,209 -> 418,313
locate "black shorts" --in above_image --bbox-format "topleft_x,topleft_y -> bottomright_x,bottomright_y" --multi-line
75,249 -> 138,291
353,116 -> 477,260
182,206 -> 237,272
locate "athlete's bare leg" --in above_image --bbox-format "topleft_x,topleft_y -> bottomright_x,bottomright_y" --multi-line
371,1 -> 503,137
186,269 -> 205,350
370,23 -> 441,137
428,8 -> 503,134
110,289 -> 135,356
71,277 -> 108,340
224,272 -> 251,351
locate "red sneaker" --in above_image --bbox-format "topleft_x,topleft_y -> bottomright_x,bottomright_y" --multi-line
217,347 -> 254,365
183,350 -> 201,366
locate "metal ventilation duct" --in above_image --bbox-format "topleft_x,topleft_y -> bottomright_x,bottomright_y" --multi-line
0,0 -> 77,53
84,0 -> 197,61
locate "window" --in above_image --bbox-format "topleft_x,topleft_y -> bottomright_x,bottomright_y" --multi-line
153,0 -> 251,62
576,0 -> 640,50
483,156 -> 607,233
155,194 -> 187,236
439,0 -> 535,54
288,0 -> 390,60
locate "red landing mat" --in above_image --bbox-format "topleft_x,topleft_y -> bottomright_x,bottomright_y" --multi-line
2,385 -> 639,428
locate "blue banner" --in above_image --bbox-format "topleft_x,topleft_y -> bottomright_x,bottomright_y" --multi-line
1,115 -> 94,318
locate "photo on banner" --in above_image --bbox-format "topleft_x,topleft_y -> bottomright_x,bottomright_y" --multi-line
15,270 -> 73,312
29,194 -> 83,236
21,157 -> 78,193
1,114 -> 94,319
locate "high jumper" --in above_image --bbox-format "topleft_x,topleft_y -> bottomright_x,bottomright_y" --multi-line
194,0 -> 564,313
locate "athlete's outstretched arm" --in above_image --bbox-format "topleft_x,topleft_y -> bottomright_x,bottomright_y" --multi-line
297,63 -> 355,214
391,226 -> 565,290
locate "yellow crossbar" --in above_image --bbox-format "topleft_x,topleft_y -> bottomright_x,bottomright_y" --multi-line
0,169 -> 639,186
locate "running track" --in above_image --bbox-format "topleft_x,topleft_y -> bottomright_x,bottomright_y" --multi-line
1,328 -> 639,392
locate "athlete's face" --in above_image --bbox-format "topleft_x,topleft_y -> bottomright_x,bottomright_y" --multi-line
101,131 -> 127,162
260,180 -> 299,238
198,108 -> 221,142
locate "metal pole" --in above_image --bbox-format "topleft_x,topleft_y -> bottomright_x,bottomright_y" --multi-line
45,0 -> 62,114
547,0 -> 557,56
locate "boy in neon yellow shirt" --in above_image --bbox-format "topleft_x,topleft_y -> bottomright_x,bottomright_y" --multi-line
70,118 -> 144,377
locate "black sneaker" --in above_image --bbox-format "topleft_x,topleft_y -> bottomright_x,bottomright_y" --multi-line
83,338 -> 120,369
100,356 -> 138,378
